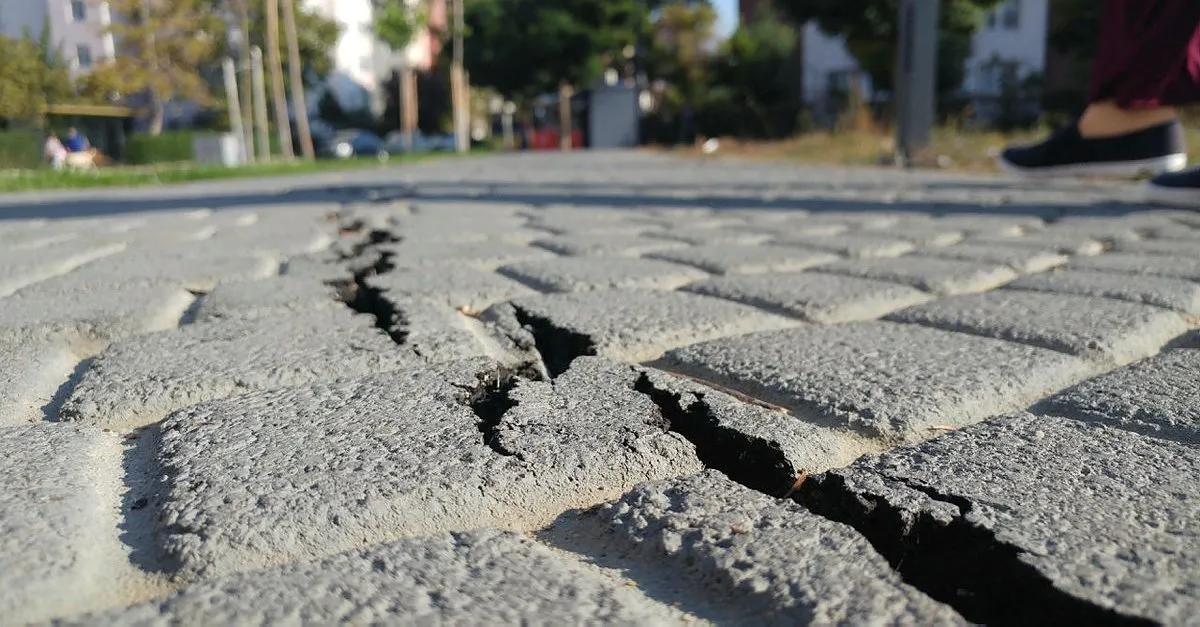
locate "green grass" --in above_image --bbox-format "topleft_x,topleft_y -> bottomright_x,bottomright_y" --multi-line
0,153 -> 458,193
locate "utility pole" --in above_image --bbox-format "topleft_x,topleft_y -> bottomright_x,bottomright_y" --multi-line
282,0 -> 315,160
451,0 -> 468,153
894,0 -> 938,167
266,0 -> 294,160
251,46 -> 272,162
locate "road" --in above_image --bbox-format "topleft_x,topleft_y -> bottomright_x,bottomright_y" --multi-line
1,152 -> 1197,625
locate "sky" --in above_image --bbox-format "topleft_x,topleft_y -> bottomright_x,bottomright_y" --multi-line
712,0 -> 738,37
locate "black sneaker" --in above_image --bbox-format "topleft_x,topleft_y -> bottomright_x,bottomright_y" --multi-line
1145,167 -> 1200,208
999,120 -> 1187,178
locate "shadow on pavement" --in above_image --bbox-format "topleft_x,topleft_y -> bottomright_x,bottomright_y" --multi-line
0,174 -> 1146,222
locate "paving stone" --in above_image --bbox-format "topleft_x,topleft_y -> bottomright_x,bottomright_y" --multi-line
646,244 -> 839,275
0,335 -> 80,426
0,278 -> 195,342
412,200 -> 532,220
59,308 -> 426,429
151,357 -> 702,580
367,265 -> 536,312
191,276 -> 343,323
917,242 -> 1068,274
381,239 -> 555,269
885,290 -> 1191,364
814,256 -> 1018,295
0,241 -> 126,298
969,231 -> 1105,256
1113,237 -> 1200,259
498,256 -> 708,293
651,226 -> 773,246
62,247 -> 280,291
799,413 -> 1200,625
488,289 -> 797,366
81,530 -> 687,625
636,367 -> 878,483
658,321 -> 1093,440
1046,216 -> 1165,241
1068,252 -> 1200,281
921,213 -> 1044,236
547,472 -> 964,624
866,224 -> 966,248
774,233 -> 915,258
279,251 -> 356,281
396,299 -> 502,363
0,424 -> 110,624
531,233 -> 689,256
1035,348 -> 1200,443
684,271 -> 932,323
206,220 -> 334,257
392,215 -> 545,244
1006,268 -> 1200,314
526,214 -> 654,236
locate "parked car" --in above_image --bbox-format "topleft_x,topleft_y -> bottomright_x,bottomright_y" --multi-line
383,131 -> 457,154
320,129 -> 388,160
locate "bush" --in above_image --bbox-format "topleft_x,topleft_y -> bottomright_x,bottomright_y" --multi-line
0,130 -> 43,170
125,131 -> 196,164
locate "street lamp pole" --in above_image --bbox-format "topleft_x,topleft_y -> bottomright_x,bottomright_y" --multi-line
894,0 -> 938,167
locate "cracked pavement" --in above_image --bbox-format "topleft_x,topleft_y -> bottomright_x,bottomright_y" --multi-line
2,152 -> 1199,625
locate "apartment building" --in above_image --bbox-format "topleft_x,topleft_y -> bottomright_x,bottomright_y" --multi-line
302,0 -> 446,116
740,0 -> 1050,120
0,0 -> 116,78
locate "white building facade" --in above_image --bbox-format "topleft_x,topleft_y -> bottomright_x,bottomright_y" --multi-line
799,0 -> 1049,120
302,0 -> 384,114
0,0 -> 116,78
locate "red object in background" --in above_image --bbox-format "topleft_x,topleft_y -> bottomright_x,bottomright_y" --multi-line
529,130 -> 583,150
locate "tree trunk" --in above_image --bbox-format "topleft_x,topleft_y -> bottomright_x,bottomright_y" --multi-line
149,98 -> 165,136
265,0 -> 294,160
281,0 -> 314,160
238,6 -> 255,163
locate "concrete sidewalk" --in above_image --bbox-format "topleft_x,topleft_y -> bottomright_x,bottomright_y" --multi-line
2,152 -> 1197,625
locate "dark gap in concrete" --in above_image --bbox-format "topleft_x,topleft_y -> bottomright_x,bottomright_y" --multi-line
464,363 -> 541,456
338,270 -> 408,345
177,290 -> 207,327
793,472 -> 1154,627
119,423 -> 171,576
40,357 -> 94,423
633,372 -> 798,498
511,305 -> 596,378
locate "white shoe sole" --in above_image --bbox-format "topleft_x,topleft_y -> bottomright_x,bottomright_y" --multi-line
1143,181 -> 1200,209
997,153 -> 1188,179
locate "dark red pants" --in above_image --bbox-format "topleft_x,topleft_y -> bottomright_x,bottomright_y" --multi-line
1089,0 -> 1200,108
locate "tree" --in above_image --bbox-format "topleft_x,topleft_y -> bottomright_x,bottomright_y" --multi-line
773,0 -> 1003,96
244,0 -> 341,89
93,0 -> 226,134
0,35 -> 50,122
264,0 -> 293,158
281,0 -> 314,159
461,0 -> 642,102
648,1 -> 718,106
374,0 -> 426,51
706,16 -> 800,137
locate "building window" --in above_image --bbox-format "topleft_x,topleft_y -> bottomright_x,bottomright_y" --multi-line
76,44 -> 93,69
71,0 -> 87,21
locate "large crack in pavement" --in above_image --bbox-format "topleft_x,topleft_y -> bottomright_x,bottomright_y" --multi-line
793,472 -> 1155,627
632,371 -> 800,498
462,363 -> 543,458
510,305 -> 596,379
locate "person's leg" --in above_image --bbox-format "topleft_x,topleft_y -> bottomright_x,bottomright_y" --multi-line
1001,0 -> 1200,177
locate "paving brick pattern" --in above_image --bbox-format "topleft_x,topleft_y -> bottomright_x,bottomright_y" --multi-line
1,153 -> 1197,624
